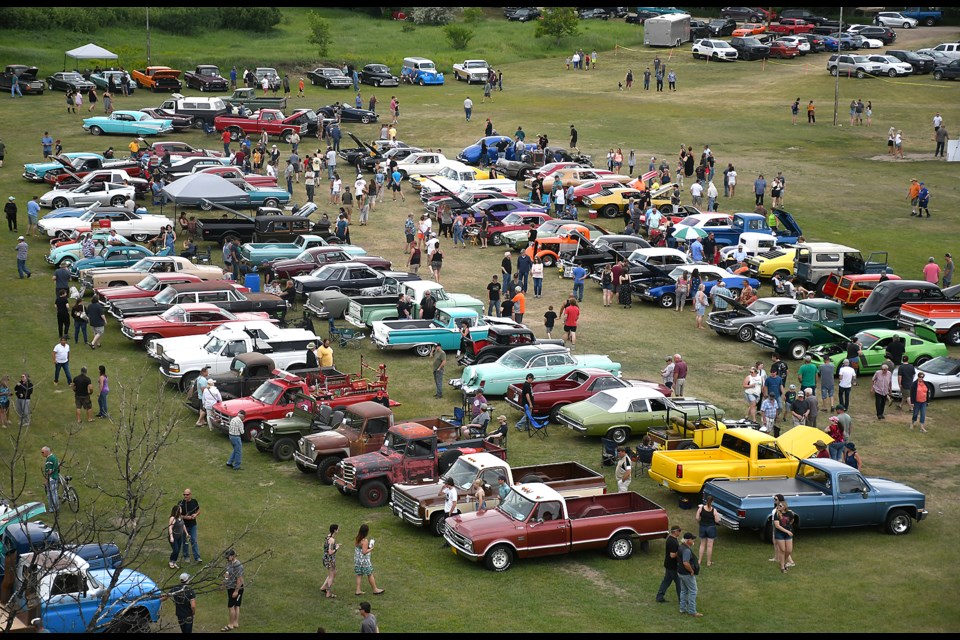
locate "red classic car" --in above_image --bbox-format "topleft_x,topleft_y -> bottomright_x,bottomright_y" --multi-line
822,273 -> 903,310
768,40 -> 801,59
269,246 -> 392,280
95,272 -> 204,304
472,211 -> 553,247
195,164 -> 278,187
119,302 -> 275,347
571,179 -> 634,204
504,368 -> 671,421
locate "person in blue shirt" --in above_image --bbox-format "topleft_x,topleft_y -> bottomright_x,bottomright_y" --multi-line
572,265 -> 587,302
690,238 -> 704,263
355,93 -> 362,109
230,66 -> 237,89
517,252 -> 532,293
26,196 -> 41,237
41,132 -> 54,159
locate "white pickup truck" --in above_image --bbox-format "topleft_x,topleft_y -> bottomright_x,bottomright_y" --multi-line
452,59 -> 491,84
416,162 -> 517,201
153,321 -> 320,389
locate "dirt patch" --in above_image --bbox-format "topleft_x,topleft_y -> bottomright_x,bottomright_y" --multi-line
558,563 -> 630,598
869,152 -> 947,162
712,363 -> 744,375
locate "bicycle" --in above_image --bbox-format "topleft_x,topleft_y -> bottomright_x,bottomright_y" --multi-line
57,473 -> 80,513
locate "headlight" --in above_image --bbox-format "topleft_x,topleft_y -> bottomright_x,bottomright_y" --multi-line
168,364 -> 180,373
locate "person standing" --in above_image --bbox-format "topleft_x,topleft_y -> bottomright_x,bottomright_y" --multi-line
871,364 -> 892,420
512,286 -> 526,324
561,298 -> 579,347
320,524 -> 342,599
569,124 -> 578,151
41,446 -> 60,513
226,410 -> 244,470
359,601 -> 379,633
942,253 -> 954,288
571,265 -> 587,302
86,295 -> 106,349
791,97 -> 800,125
693,284 -> 708,330
515,373 -> 535,432
614,447 -> 632,492
655,67 -> 664,92
826,416 -> 846,461
71,366 -> 93,423
696,495 -> 720,567
52,335 -> 72,385
807,100 -> 815,124
431,344 -> 445,399
773,503 -> 795,574
222,549 -> 244,632
354,524 -> 385,596
935,125 -> 949,159
203,379 -> 222,431
677,532 -> 702,617
673,354 -> 688,396
168,505 -> 188,569
655,525 -> 682,603
530,258 -> 544,298
55,290 -> 71,339
0,376 -> 9,429
15,235 -> 31,279
797,355 -> 818,394
917,182 -> 930,218
837,359 -> 855,410
95,365 -> 109,418
26,196 -> 40,237
162,573 -> 196,634
805,388 -> 819,428
754,174 -> 767,207
667,69 -> 677,91
14,373 -> 33,427
463,96 -> 473,121
178,488 -> 202,564
643,67 -> 652,90
818,358 -> 836,411
922,256 -> 941,284
910,370 -> 930,432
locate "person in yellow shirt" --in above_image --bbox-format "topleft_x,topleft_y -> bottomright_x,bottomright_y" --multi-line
316,339 -> 334,368
128,138 -> 140,159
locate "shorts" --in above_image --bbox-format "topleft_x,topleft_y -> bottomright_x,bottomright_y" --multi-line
744,392 -> 758,403
544,324 -> 554,333
563,324 -> 577,333
699,525 -> 717,539
227,587 -> 244,608
392,183 -> 401,192
75,395 -> 92,410
93,326 -> 105,336
696,306 -> 705,317
910,197 -> 918,206
405,233 -> 414,243
820,386 -> 834,399
887,140 -> 894,147
774,530 -> 791,541
602,284 -> 612,291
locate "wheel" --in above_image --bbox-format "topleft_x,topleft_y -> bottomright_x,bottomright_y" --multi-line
141,334 -> 161,350
281,131 -> 293,144
272,437 -> 297,461
722,13 -> 732,19
885,508 -> 912,535
789,341 -> 807,360
678,441 -> 699,450
484,544 -> 514,572
296,461 -> 312,474
607,533 -> 634,560
737,325 -> 756,343
933,70 -> 943,80
659,293 -> 676,309
830,67 -> 839,76
418,78 -> 425,86
924,17 -> 935,26
814,277 -> 829,296
358,480 -> 389,508
199,200 -> 214,211
360,115 -> 371,124
607,427 -> 629,445
228,128 -> 243,142
317,456 -> 340,484
855,69 -> 866,79
110,195 -> 126,206
56,257 -> 75,269
180,372 -> 199,393
887,68 -> 897,77
855,299 -> 866,312
244,420 -> 263,442
132,233 -> 149,242
600,204 -> 620,219
486,232 -> 504,247
944,324 -> 960,346
712,52 -> 720,60
761,518 -> 774,543
548,405 -> 565,423
64,486 -> 80,513
749,14 -> 760,21
108,281 -> 126,288
373,79 -> 381,87
52,197 -> 69,210
310,78 -> 317,86
913,355 -> 932,367
414,344 -> 433,358
263,197 -> 280,208
48,80 -> 54,90
540,254 -> 556,268
191,118 -> 205,130
429,512 -> 447,537
108,608 -> 152,633
438,450 -> 462,475
693,53 -> 701,60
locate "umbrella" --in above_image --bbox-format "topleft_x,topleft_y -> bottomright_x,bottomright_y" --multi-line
672,225 -> 707,241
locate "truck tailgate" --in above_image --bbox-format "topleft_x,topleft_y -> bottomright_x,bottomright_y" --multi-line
900,303 -> 960,320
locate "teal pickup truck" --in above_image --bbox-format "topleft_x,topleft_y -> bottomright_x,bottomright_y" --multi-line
240,234 -> 366,265
704,458 -> 928,538
751,298 -> 897,360
371,308 -> 499,357
345,280 -> 484,328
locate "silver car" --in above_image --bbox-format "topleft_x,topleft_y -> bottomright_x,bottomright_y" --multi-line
707,296 -> 799,343
891,357 -> 960,401
39,182 -> 136,210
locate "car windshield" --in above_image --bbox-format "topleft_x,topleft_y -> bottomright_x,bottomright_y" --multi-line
741,38 -> 762,45
129,258 -> 155,272
794,304 -> 821,322
381,432 -> 410,454
153,287 -> 178,305
252,380 -> 284,405
200,67 -> 220,77
584,392 -> 618,411
136,275 -> 160,290
310,264 -> 340,279
538,220 -> 564,234
63,72 -> 82,82
160,306 -> 186,323
857,332 -> 880,349
204,336 -> 226,354
498,489 -> 536,522
919,357 -> 960,376
418,62 -> 436,71
748,299 -> 775,315
295,250 -> 314,262
442,458 -> 482,490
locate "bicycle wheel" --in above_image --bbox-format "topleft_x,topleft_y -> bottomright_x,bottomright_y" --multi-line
64,485 -> 80,513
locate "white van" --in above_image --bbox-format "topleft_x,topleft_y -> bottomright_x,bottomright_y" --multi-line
157,94 -> 228,126
400,57 -> 444,85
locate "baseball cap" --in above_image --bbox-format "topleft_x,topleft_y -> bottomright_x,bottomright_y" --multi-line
8,196 -> 15,201
225,549 -> 236,558
789,384 -> 796,390
683,532 -> 697,540
180,572 -> 191,582
17,236 -> 24,241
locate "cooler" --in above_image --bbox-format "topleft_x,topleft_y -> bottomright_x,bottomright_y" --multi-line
244,273 -> 261,293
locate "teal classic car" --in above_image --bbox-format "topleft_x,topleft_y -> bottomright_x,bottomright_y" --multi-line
89,69 -> 136,93
83,110 -> 174,136
240,234 -> 365,265
189,181 -> 290,211
807,328 -> 947,374
22,152 -> 104,182
70,244 -> 159,277
456,344 -> 621,396
557,387 -> 724,444
47,231 -> 134,268
371,308 -> 501,357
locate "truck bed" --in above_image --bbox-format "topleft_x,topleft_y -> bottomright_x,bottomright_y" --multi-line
513,461 -> 603,485
706,476 -> 822,500
565,491 -> 665,520
379,319 -> 436,331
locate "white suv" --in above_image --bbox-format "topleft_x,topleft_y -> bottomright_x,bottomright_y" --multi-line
865,55 -> 913,77
692,39 -> 739,61
874,12 -> 918,29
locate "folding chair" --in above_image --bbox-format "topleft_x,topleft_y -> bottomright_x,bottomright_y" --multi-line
635,444 -> 655,474
601,437 -> 617,467
524,406 -> 550,439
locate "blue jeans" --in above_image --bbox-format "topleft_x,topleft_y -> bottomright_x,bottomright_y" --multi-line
465,107 -> 472,121
516,410 -> 530,432
434,370 -> 444,397
182,522 -> 201,561
912,401 -> 927,425
573,282 -> 584,301
46,477 -> 60,512
286,176 -> 293,195
74,320 -> 88,343
453,226 -> 464,246
54,362 -> 72,384
678,573 -> 698,614
487,300 -> 499,316
838,386 -> 851,410
227,435 -> 242,469
518,271 -> 529,292
327,166 -> 335,180
170,534 -> 185,563
533,277 -> 543,296
828,442 -> 845,461
223,143 -> 231,155
17,259 -> 30,278
97,391 -> 108,417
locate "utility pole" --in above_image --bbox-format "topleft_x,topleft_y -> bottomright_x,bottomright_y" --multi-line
833,6 -> 843,126
146,7 -> 151,66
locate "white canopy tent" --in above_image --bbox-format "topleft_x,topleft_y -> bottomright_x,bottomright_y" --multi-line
160,173 -> 247,215
64,43 -> 118,70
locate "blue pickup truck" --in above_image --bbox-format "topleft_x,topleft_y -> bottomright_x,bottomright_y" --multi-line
370,308 -> 506,357
679,211 -> 802,249
703,458 -> 928,539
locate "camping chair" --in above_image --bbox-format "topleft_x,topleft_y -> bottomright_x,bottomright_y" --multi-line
635,443 -> 656,474
601,437 -> 617,467
329,410 -> 344,428
328,320 -> 364,349
317,404 -> 333,425
524,406 -> 550,439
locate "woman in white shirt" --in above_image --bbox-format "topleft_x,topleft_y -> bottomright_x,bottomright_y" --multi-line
531,257 -> 544,298
742,366 -> 763,422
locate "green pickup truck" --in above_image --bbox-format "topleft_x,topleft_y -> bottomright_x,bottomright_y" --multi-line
344,280 -> 484,329
752,298 -> 897,360
222,87 -> 287,111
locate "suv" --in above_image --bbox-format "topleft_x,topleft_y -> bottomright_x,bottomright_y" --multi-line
885,50 -> 934,74
722,7 -> 776,22
730,36 -> 771,60
849,25 -> 896,44
931,42 -> 960,60
865,54 -> 913,77
875,12 -> 917,29
692,39 -> 740,61
708,18 -> 738,36
827,54 -> 882,78
933,59 -> 960,80
780,9 -> 831,26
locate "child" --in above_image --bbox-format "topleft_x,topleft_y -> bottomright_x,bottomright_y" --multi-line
544,305 -> 557,339
618,81 -> 623,91
55,140 -> 63,156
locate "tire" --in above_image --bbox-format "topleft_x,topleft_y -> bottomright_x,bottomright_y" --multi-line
110,195 -> 126,206
484,544 -> 514,572
429,512 -> 447,537
761,518 -> 774,543
108,608 -> 152,633
317,456 -> 340,484
132,233 -> 149,242
885,508 -> 912,535
57,257 -> 75,269
678,441 -> 699,450
296,461 -> 312,474
607,533 -> 634,560
281,131 -> 293,144
607,427 -> 629,445
180,372 -> 199,393
789,341 -> 807,360
490,233 -> 504,246
944,324 -> 960,346
549,405 -> 565,423
913,355 -> 932,367
414,344 -> 433,357
360,115 -> 372,124
933,70 -> 943,80
263,197 -> 280,208
199,200 -> 214,211
830,67 -> 839,76
272,437 -> 296,461
855,299 -> 866,312
374,79 -> 381,87
855,69 -> 866,79
199,84 -> 206,92
659,293 -> 676,309
924,17 -> 935,26
89,125 -> 103,136
712,52 -> 720,60
903,23 -> 911,29
52,197 -> 69,210
65,486 -> 80,513
737,325 -> 756,343
191,118 -> 205,130
244,420 -> 263,442
48,80 -> 54,90
358,480 -> 389,508
888,69 -> 897,78
310,78 -> 317,86
142,334 -> 161,350
600,204 -> 620,219
814,277 -> 829,296
722,13 -> 732,19
540,254 -> 556,268
418,78 -> 425,86
438,450 -> 462,475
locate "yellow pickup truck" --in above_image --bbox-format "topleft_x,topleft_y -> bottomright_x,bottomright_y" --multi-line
647,426 -> 824,494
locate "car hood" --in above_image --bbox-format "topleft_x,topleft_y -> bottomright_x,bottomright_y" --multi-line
342,449 -> 397,475
120,315 -> 170,331
216,396 -> 274,415
393,481 -> 448,505
89,567 -> 159,604
867,477 -> 924,499
775,425 -> 826,458
302,427 -> 353,450
447,507 -> 518,537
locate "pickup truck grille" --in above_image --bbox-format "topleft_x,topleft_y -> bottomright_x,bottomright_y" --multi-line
212,409 -> 230,430
80,273 -> 94,289
753,330 -> 777,350
445,527 -> 473,553
340,462 -> 357,486
390,487 -> 419,516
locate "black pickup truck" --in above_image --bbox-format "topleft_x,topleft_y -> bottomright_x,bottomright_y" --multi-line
195,203 -> 331,244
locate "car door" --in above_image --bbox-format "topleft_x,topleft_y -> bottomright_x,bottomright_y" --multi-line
198,289 -> 231,310
523,500 -> 568,557
623,398 -> 650,429
106,211 -> 136,236
834,473 -> 882,524
400,437 -> 438,484
863,336 -> 892,370
185,309 -> 223,332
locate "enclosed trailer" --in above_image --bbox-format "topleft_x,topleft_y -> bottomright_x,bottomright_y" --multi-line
643,13 -> 692,47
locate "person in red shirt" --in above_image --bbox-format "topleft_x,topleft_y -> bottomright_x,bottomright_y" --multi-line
221,129 -> 231,156
562,300 -> 580,348
813,440 -> 830,459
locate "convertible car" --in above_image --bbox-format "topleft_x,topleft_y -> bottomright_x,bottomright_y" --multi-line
316,104 -> 378,124
83,110 -> 174,136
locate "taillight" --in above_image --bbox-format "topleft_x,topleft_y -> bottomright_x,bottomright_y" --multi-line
479,380 -> 485,388
737,509 -> 746,519
676,464 -> 682,479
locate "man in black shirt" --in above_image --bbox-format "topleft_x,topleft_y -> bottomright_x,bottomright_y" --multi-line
53,265 -> 71,297
71,366 -> 93,423
178,488 -> 202,563
501,252 -> 512,280
656,525 -> 682,603
569,124 -> 578,151
86,295 -> 106,349
161,573 -> 197,634
701,233 -> 716,265
397,294 -> 412,319
515,373 -> 535,432
886,335 -> 905,366
55,290 -> 71,338
897,355 -> 916,411
486,275 -> 501,316
419,290 -> 437,320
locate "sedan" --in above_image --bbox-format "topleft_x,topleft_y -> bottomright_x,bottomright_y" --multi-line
71,244 -> 156,277
360,63 -> 399,87
95,272 -> 205,305
89,70 -> 136,93
82,111 -> 174,137
292,262 -> 385,300
508,8 -> 540,21
707,295 -> 799,342
120,303 -> 276,347
269,247 -> 392,280
110,282 -> 287,319
721,6 -> 774,22
46,71 -> 94,92
139,108 -> 193,130
891,357 -> 960,401
732,23 -> 767,37
315,104 -> 378,124
571,179 -> 635,203
477,211 -> 553,247
39,182 -> 135,209
866,54 -> 913,77
795,33 -> 826,52
692,39 -> 739,61
773,36 -> 809,55
468,199 -> 548,223
307,68 -> 352,89
633,264 -> 760,309
37,208 -> 172,242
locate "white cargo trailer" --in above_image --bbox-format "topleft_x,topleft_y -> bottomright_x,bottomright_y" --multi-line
643,13 -> 692,47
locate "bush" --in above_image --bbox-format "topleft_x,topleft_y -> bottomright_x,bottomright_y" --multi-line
410,7 -> 460,25
445,25 -> 475,51
462,7 -> 483,24
401,22 -> 416,33
233,7 -> 283,30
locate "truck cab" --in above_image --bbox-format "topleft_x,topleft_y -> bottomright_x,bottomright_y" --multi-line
157,94 -> 228,126
401,57 -> 444,85
793,242 -> 893,292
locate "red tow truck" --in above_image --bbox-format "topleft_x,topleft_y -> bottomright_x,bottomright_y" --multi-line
211,359 -> 390,441
213,109 -> 307,144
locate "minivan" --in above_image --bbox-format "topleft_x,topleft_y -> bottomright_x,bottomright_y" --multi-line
401,57 -> 444,85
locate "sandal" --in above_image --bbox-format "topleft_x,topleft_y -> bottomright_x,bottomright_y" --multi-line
373,589 -> 385,595
221,626 -> 233,632
326,593 -> 337,599
355,592 -> 365,596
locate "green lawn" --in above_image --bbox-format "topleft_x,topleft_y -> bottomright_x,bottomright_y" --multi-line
1,10 -> 959,633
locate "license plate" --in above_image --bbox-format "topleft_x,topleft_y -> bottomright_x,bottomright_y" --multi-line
450,547 -> 457,556
662,480 -> 669,488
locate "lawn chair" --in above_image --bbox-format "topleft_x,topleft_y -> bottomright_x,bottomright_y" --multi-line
601,437 -> 617,467
635,443 -> 655,475
524,406 -> 550,439
328,319 -> 364,349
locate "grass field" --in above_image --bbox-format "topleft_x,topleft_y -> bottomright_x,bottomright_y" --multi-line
1,10 -> 959,633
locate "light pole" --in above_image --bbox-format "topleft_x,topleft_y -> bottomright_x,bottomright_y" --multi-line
833,6 -> 843,126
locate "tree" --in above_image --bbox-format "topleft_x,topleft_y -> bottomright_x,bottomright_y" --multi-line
445,24 -> 475,51
307,11 -> 333,57
535,7 -> 581,45
410,7 -> 460,25
462,7 -> 483,24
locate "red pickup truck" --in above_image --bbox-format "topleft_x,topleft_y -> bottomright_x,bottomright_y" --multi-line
444,484 -> 669,572
767,18 -> 816,35
214,109 -> 307,144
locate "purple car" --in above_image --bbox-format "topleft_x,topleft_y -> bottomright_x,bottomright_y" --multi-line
467,198 -> 548,222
